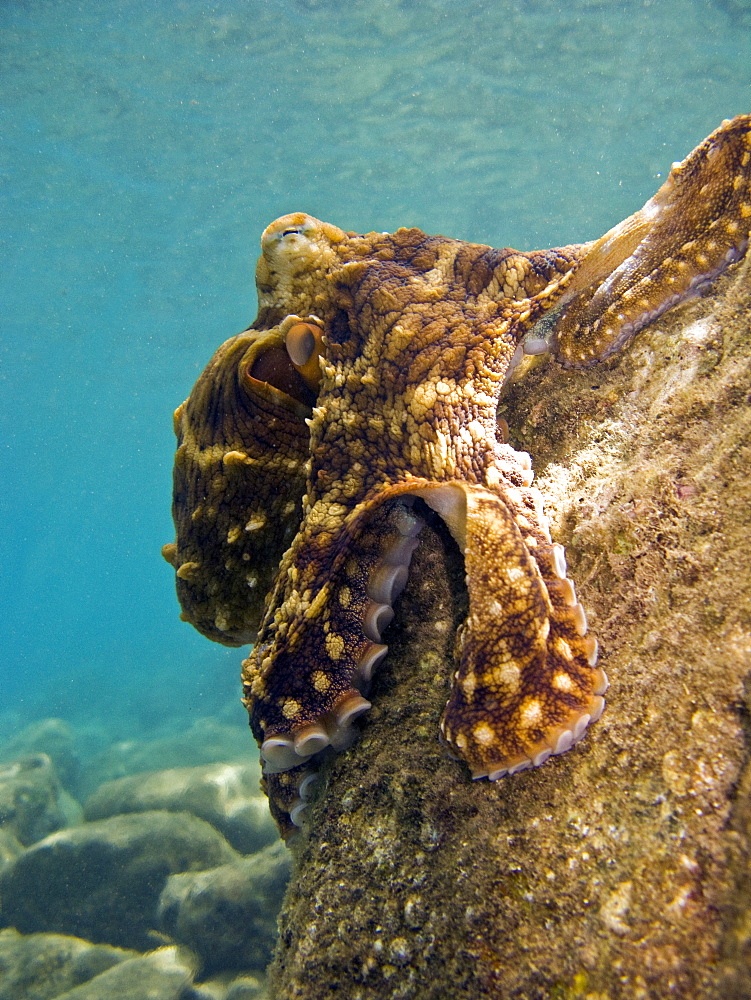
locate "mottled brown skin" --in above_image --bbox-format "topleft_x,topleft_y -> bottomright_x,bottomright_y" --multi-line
162,327 -> 311,645
165,116 -> 751,837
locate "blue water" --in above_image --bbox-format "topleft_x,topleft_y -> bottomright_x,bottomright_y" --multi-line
2,0 -> 750,747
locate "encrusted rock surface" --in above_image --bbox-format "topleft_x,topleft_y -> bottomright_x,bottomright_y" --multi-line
268,261 -> 751,1000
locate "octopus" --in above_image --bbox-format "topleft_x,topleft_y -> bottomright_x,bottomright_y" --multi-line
163,115 -> 751,838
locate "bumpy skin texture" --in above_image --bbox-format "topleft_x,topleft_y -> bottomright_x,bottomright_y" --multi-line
165,116 -> 751,837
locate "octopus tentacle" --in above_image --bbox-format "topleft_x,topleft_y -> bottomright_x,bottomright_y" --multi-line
412,481 -> 606,778
242,494 -> 426,779
550,114 -> 751,367
262,763 -> 319,837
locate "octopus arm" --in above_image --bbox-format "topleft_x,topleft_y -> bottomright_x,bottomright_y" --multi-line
550,114 -> 751,367
242,493 -> 427,768
412,482 -> 607,778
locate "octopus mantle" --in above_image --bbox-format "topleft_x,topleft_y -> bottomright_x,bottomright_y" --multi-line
164,116 -> 751,837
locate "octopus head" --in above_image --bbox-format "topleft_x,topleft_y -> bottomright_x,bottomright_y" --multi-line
256,213 -> 347,319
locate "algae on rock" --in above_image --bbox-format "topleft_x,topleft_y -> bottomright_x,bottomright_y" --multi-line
268,259 -> 751,1000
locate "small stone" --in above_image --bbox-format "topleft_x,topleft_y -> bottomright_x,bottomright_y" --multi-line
599,881 -> 633,936
225,973 -> 270,999
387,936 -> 411,966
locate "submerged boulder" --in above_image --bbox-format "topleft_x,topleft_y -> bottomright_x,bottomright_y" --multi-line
0,928 -> 136,1000
0,810 -> 238,950
158,840 -> 290,975
0,718 -> 80,792
80,717 -> 253,796
52,946 -> 195,1000
0,754 -> 74,846
84,762 -> 277,854
0,829 -> 23,874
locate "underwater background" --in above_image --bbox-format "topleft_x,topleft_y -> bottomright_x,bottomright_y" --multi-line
2,1 -> 751,995
1,0 -> 751,845
3,0 -> 750,751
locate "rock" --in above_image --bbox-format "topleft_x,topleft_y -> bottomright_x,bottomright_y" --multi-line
0,718 -> 80,792
84,762 -> 277,855
53,946 -> 195,1000
185,972 -> 269,1000
225,976 -> 270,1000
266,261 -> 751,998
158,840 -> 290,975
0,928 -> 136,1000
0,754 -> 71,846
0,829 -> 23,873
80,717 -> 254,797
0,810 -> 238,950
57,788 -> 85,828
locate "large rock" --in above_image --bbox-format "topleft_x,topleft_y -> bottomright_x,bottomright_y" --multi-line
0,718 -> 80,792
0,810 -> 238,950
0,754 -> 74,846
80,717 -> 254,797
266,262 -> 751,999
159,840 -> 290,975
0,928 -> 136,1000
52,946 -> 195,1000
84,762 -> 277,854
0,829 -> 23,874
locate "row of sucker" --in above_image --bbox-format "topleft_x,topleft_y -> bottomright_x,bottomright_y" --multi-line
260,500 -> 425,829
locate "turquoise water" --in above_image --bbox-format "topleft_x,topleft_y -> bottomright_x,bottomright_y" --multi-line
2,0 -> 750,747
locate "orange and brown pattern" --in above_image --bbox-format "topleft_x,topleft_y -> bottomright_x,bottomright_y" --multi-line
164,115 -> 751,837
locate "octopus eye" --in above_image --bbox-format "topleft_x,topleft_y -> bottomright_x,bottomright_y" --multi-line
282,228 -> 301,237
286,322 -> 321,364
284,322 -> 325,393
286,323 -> 317,366
247,345 -> 317,408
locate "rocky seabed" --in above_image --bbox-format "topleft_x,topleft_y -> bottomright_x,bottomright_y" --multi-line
0,717 -> 287,1000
